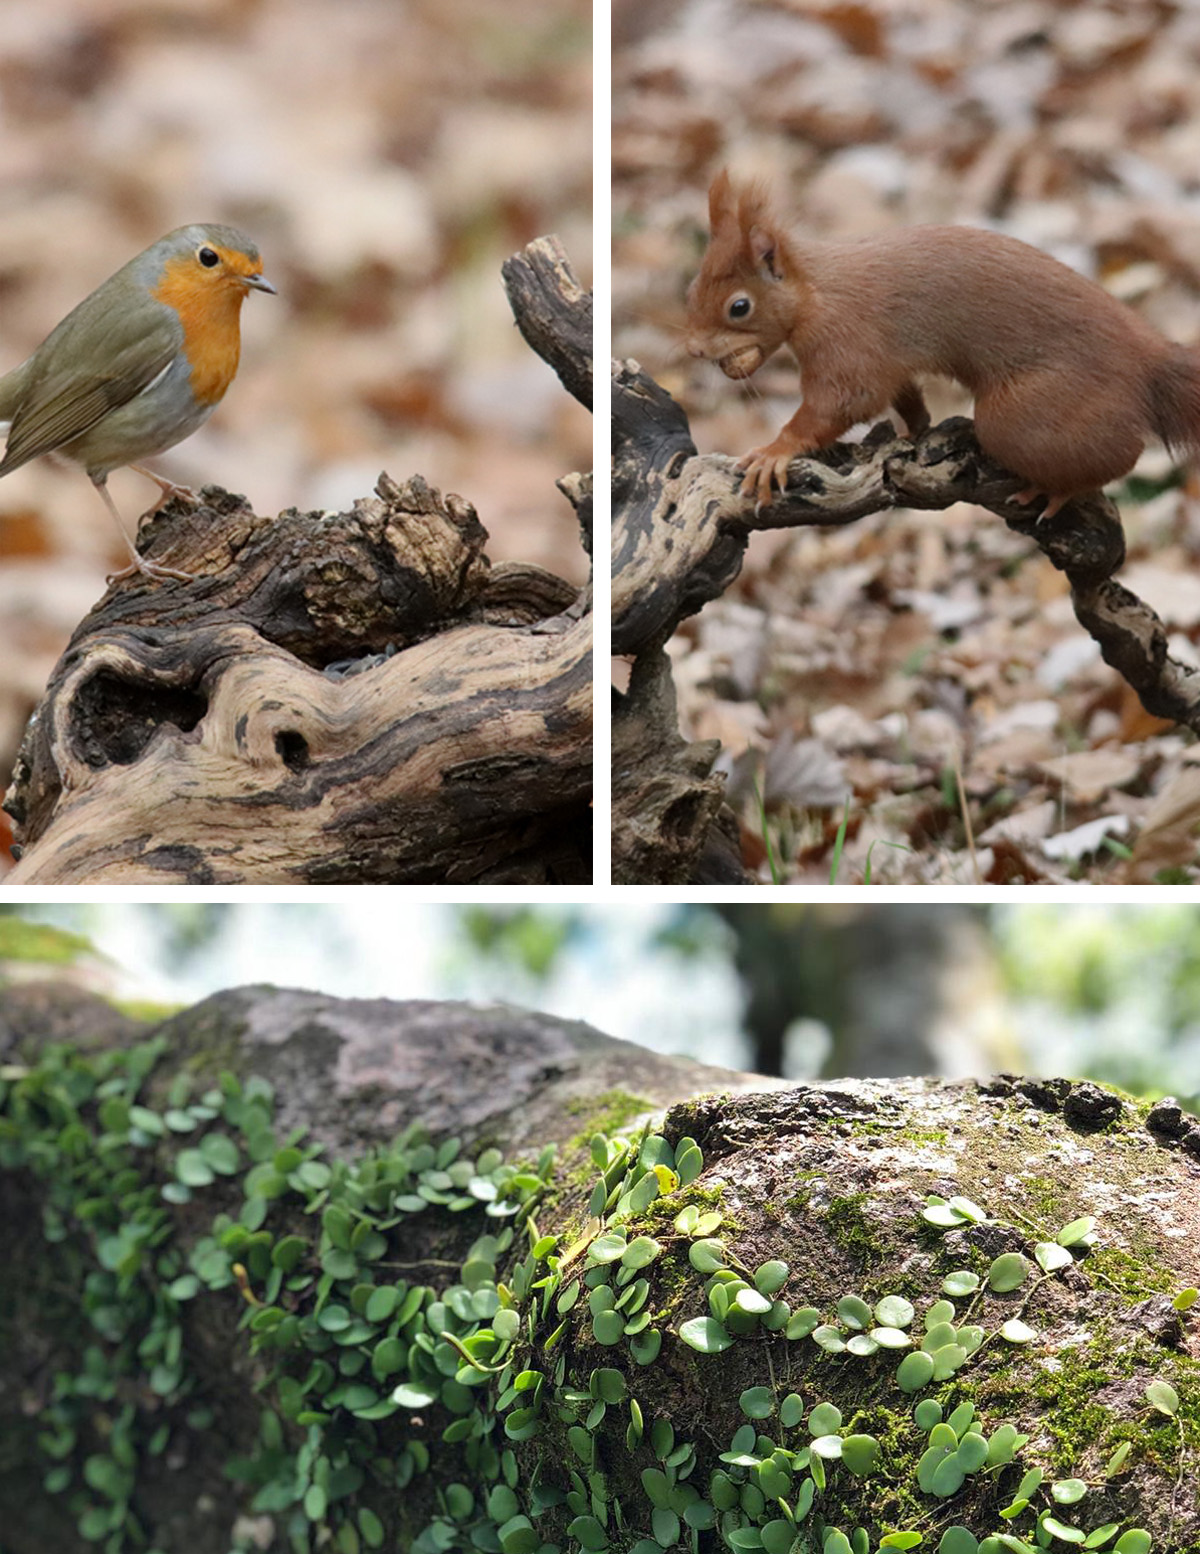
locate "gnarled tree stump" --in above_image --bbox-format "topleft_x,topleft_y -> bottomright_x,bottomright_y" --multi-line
4,240 -> 592,884
611,355 -> 1200,883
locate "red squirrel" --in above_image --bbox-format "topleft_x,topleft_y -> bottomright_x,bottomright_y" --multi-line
686,169 -> 1200,511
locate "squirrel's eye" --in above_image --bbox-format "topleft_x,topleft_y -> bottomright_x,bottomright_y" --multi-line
198,246 -> 220,268
727,294 -> 753,321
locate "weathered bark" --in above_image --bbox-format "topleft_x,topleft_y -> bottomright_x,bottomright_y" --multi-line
3,240 -> 592,885
2,985 -> 1196,1554
612,648 -> 746,885
612,355 -> 1200,882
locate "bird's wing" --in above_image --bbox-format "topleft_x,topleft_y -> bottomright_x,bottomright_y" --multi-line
0,299 -> 183,475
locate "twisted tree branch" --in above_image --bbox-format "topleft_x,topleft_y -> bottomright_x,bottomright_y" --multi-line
612,354 -> 1200,881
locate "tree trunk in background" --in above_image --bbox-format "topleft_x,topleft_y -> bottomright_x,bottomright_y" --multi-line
713,904 -> 1013,1078
1,986 -> 1195,1554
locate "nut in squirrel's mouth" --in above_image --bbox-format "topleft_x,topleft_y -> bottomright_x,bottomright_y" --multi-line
718,344 -> 764,378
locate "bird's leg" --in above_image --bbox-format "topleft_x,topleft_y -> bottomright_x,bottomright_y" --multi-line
92,475 -> 196,584
128,463 -> 200,514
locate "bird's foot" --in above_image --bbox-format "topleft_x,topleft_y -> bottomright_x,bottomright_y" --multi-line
130,464 -> 201,513
106,553 -> 197,585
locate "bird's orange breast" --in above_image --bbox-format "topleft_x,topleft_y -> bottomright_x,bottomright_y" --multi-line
152,256 -> 247,407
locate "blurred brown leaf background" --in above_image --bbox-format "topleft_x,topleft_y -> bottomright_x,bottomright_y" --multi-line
614,0 -> 1200,884
0,0 -> 593,856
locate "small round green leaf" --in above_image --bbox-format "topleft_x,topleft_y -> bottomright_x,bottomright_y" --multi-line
493,1308 -> 521,1342
734,1286 -> 772,1316
930,1455 -> 966,1497
622,1236 -> 662,1269
808,1401 -> 842,1436
837,1294 -> 872,1330
1035,1241 -> 1073,1274
566,1516 -> 607,1552
760,1522 -> 795,1554
199,1133 -> 239,1174
869,1326 -> 912,1349
785,1307 -> 819,1339
1040,1515 -> 1085,1544
631,1328 -> 662,1365
652,1507 -> 680,1547
754,1260 -> 789,1295
924,1202 -> 969,1227
499,1516 -> 541,1554
875,1295 -> 915,1328
897,1350 -> 935,1393
365,1286 -> 400,1323
987,1253 -> 1029,1292
591,1367 -> 625,1403
176,1149 -> 214,1187
689,1238 -> 726,1274
358,1507 -> 385,1548
739,1386 -> 774,1419
592,1310 -> 624,1345
841,1433 -> 880,1475
392,1382 -> 437,1408
780,1392 -> 804,1427
955,1433 -> 988,1473
1145,1379 -> 1179,1416
679,1316 -> 732,1354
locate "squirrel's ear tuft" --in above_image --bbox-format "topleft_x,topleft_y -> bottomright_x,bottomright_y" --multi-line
748,223 -> 782,281
708,168 -> 735,230
737,179 -> 775,234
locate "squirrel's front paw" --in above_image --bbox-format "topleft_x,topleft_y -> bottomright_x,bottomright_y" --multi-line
735,439 -> 805,506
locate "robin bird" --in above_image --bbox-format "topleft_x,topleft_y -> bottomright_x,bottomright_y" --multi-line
0,223 -> 275,583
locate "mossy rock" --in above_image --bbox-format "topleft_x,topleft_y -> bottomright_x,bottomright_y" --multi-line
0,988 -> 1195,1554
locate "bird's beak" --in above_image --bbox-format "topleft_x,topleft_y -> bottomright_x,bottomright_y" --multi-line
244,272 -> 277,295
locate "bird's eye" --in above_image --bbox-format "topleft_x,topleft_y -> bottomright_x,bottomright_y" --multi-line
727,293 -> 753,322
198,246 -> 220,268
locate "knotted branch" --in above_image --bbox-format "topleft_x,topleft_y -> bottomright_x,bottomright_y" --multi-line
612,354 -> 1200,882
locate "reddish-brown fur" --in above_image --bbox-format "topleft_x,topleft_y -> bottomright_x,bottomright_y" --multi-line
686,169 -> 1200,510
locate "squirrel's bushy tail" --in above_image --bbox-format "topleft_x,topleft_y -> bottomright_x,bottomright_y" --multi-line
1147,345 -> 1200,455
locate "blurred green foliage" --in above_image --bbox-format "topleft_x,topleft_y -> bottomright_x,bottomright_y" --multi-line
458,907 -> 582,979
2,904 -> 1199,1103
997,906 -> 1200,1026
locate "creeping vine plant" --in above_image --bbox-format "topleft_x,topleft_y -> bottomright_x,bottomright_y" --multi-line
0,1039 -> 1181,1554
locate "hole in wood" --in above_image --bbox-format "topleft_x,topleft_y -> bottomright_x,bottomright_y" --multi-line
275,730 -> 310,772
73,671 -> 207,768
